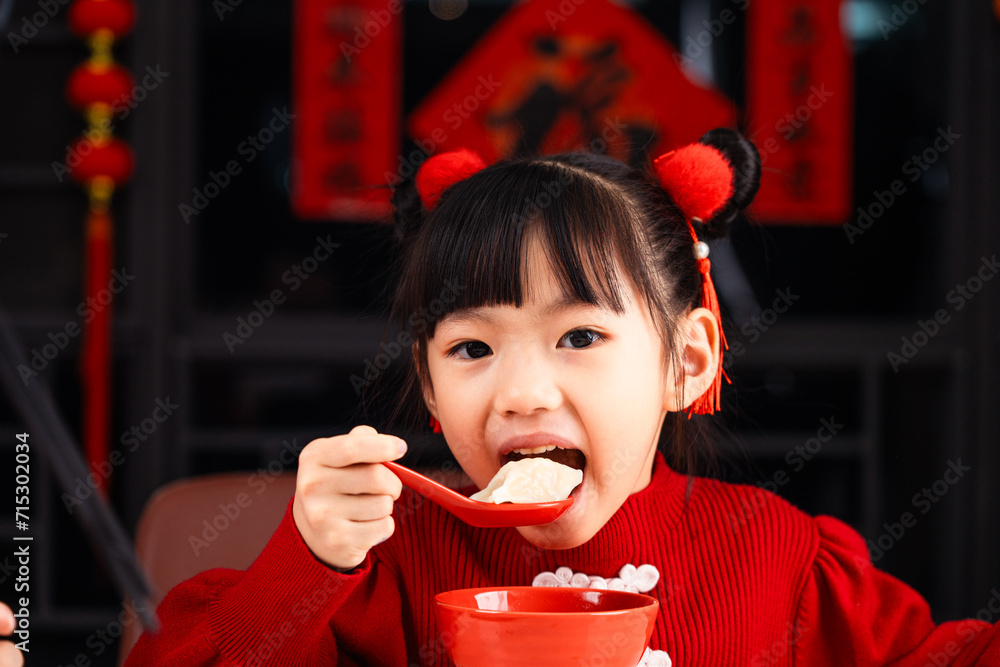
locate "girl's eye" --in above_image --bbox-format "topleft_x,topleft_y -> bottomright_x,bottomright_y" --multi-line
560,329 -> 601,349
451,340 -> 492,359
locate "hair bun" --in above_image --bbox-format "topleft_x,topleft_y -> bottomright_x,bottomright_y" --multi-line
415,149 -> 486,210
653,144 -> 734,225
697,128 -> 761,234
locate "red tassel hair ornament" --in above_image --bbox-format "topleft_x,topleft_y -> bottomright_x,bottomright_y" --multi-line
415,149 -> 486,210
653,144 -> 735,416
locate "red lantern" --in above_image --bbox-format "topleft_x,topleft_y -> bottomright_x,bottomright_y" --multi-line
67,61 -> 134,109
69,137 -> 134,185
68,0 -> 137,38
67,0 -> 138,496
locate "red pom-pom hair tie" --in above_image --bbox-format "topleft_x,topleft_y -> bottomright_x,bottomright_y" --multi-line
653,144 -> 735,416
415,149 -> 486,210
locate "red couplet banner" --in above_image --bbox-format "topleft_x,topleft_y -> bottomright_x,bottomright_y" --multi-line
746,0 -> 854,224
291,0 -> 402,220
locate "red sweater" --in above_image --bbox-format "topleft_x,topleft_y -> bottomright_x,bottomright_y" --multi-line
126,456 -> 1000,666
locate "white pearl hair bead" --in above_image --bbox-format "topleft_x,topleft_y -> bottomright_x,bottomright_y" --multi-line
693,241 -> 710,260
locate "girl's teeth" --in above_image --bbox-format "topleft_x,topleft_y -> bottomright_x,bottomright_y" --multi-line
512,444 -> 559,455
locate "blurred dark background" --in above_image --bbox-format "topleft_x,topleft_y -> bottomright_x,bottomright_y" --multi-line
0,0 -> 998,663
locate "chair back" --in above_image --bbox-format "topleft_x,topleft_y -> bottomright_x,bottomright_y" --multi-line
118,472 -> 297,665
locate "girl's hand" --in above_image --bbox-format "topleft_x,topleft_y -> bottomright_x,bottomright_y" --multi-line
292,425 -> 406,570
0,603 -> 24,667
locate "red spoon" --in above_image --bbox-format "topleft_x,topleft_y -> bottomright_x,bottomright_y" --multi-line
383,461 -> 574,528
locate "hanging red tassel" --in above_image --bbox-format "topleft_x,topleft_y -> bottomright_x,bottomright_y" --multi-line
81,201 -> 114,489
653,145 -> 734,416
683,221 -> 730,417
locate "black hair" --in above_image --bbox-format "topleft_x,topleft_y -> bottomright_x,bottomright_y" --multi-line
389,128 -> 760,475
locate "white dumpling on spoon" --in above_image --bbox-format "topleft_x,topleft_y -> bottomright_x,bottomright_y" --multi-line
471,458 -> 583,504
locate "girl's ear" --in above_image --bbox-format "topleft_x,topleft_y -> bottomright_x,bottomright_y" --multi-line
422,380 -> 439,420
415,343 -> 440,419
665,307 -> 722,412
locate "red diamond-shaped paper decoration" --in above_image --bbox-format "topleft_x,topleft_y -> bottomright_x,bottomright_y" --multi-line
408,0 -> 735,167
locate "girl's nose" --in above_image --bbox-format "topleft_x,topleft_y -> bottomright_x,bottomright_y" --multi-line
492,351 -> 563,416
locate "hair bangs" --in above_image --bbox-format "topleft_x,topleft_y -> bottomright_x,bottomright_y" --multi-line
401,158 -> 657,340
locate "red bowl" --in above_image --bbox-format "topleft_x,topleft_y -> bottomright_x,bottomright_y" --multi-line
434,586 -> 659,667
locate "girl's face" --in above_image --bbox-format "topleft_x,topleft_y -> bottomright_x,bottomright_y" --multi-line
423,239 -> 679,549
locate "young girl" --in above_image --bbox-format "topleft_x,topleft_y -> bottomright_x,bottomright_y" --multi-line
127,130 -> 999,666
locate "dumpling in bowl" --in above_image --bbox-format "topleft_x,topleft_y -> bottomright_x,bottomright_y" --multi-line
470,458 -> 583,504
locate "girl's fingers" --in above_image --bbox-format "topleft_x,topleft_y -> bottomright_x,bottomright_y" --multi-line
0,641 -> 23,667
333,464 -> 403,498
293,427 -> 408,569
0,604 -> 13,636
348,515 -> 395,546
304,431 -> 407,469
298,461 -> 402,500
308,514 -> 395,570
337,493 -> 396,523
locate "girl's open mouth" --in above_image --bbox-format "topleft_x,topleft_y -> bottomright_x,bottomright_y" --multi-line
503,446 -> 587,473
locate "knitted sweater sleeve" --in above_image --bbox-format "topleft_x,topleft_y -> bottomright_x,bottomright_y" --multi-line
124,500 -> 409,666
792,515 -> 1000,666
